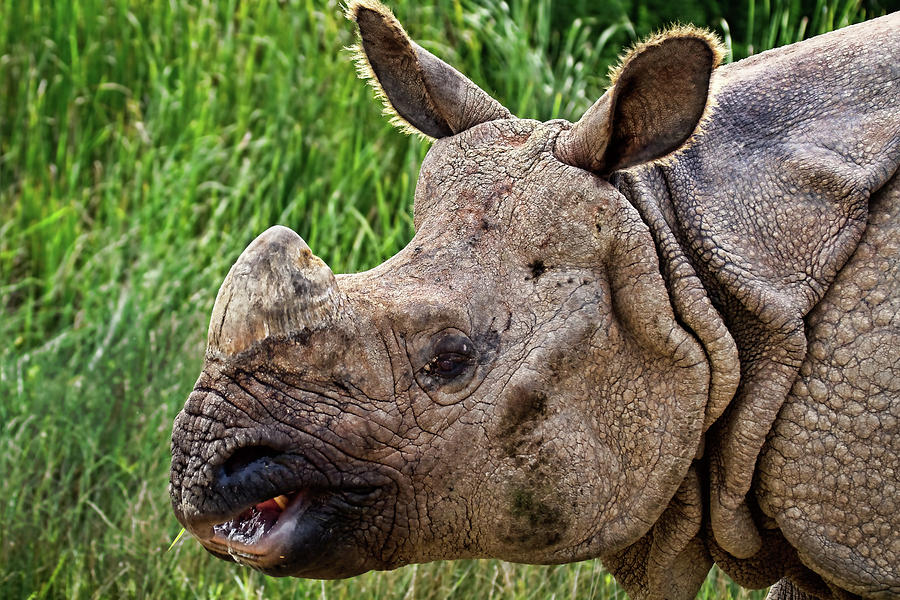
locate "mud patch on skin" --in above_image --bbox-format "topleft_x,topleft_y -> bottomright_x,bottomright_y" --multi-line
497,389 -> 547,457
503,487 -> 567,547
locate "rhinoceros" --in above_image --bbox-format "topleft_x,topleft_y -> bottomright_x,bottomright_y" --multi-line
169,2 -> 900,598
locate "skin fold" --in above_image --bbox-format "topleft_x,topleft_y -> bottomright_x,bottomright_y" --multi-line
170,3 -> 900,598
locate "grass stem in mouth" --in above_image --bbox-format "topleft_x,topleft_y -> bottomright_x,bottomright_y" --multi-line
167,528 -> 187,552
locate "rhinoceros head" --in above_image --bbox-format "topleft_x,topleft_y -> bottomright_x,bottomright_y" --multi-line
170,0 -> 722,579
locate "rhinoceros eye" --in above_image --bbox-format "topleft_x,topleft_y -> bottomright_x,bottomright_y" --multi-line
424,352 -> 472,379
418,333 -> 477,383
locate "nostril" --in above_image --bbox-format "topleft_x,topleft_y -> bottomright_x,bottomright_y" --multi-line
222,445 -> 282,477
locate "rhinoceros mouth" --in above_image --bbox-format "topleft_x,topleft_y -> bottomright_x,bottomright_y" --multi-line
195,485 -> 382,576
208,491 -> 307,560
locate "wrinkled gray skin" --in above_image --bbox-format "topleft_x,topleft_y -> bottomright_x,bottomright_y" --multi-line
170,3 -> 900,599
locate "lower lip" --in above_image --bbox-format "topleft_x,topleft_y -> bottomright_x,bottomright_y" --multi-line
209,491 -> 309,563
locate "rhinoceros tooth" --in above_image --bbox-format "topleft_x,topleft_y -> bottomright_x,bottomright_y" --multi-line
207,225 -> 343,357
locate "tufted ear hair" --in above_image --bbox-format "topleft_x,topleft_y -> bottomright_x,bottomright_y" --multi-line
347,0 -> 512,138
555,27 -> 723,176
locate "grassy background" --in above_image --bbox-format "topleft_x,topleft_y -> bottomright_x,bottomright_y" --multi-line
0,0 -> 890,598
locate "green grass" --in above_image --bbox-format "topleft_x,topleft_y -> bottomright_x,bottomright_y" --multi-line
0,0 -> 883,597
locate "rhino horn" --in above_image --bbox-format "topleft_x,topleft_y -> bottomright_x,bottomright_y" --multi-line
207,225 -> 342,357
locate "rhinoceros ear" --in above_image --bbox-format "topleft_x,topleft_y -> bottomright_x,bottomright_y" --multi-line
555,27 -> 723,176
347,0 -> 512,138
